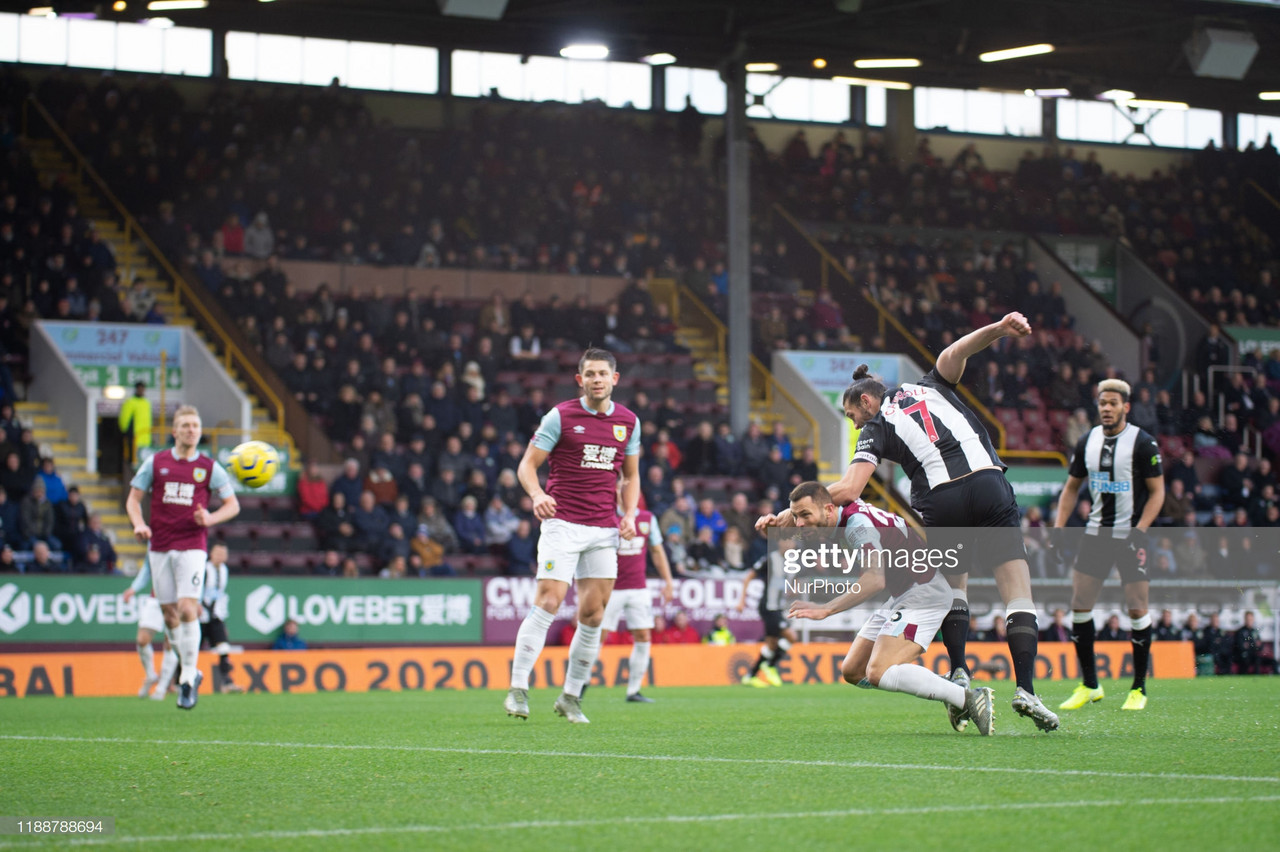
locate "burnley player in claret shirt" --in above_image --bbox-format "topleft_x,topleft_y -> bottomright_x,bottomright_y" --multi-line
505,348 -> 642,724
125,405 -> 240,710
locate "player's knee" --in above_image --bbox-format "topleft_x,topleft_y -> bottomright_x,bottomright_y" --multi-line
578,610 -> 604,628
842,659 -> 866,685
1128,607 -> 1147,619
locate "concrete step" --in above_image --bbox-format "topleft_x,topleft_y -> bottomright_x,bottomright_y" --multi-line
44,442 -> 81,455
32,428 -> 68,441
28,415 -> 59,425
98,512 -> 132,527
116,541 -> 146,556
15,401 -> 49,413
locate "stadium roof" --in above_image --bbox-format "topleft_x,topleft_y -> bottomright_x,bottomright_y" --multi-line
29,0 -> 1280,117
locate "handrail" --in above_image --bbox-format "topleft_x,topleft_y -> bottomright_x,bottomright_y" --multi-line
1245,178 -> 1280,213
1003,449 -> 1068,467
674,283 -> 820,454
24,96 -> 288,434
770,203 -> 1008,451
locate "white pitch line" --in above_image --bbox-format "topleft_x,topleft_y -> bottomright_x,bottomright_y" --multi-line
4,734 -> 1279,785
0,795 -> 1277,848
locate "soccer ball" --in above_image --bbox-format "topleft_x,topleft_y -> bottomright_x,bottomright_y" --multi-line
228,441 -> 280,489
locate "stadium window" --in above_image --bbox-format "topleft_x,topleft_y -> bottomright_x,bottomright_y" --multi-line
0,14 -> 16,63
346,41 -> 394,91
17,14 -> 68,66
743,74 -> 851,124
68,19 -> 115,70
665,66 -> 727,115
865,86 -> 886,127
301,37 -> 348,87
1238,113 -> 1280,150
1059,99 -> 1222,149
114,21 -> 164,74
564,58 -> 608,104
604,60 -> 650,109
225,31 -> 258,80
390,44 -> 438,94
1057,98 -> 1130,144
162,27 -> 212,77
255,33 -> 304,85
916,87 -> 1041,136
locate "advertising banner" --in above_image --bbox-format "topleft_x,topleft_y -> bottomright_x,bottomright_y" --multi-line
0,577 -> 482,644
42,321 -> 183,389
0,642 -> 1195,698
482,576 -> 763,644
1226,325 -> 1280,359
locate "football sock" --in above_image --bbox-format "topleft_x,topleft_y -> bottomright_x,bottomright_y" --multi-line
774,637 -> 791,662
137,642 -> 156,679
1005,608 -> 1039,694
1129,613 -> 1152,692
156,648 -> 179,693
751,644 -> 775,676
877,664 -> 966,709
1072,611 -> 1099,689
509,606 -> 555,691
942,595 -> 970,675
563,623 -> 602,698
627,641 -> 650,696
176,620 -> 201,685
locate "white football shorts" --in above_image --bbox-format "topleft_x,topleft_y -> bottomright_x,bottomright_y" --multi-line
535,518 -> 619,584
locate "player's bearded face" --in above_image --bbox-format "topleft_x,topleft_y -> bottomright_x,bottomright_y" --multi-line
1097,392 -> 1127,427
845,394 -> 878,427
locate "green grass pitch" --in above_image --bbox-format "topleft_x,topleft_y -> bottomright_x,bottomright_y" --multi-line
2,678 -> 1278,851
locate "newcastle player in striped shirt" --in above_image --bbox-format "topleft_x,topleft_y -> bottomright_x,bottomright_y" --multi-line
1053,379 -> 1164,712
759,312 -> 1060,732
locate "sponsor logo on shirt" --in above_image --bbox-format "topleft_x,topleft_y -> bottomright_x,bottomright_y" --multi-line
581,443 -> 618,470
1089,471 -> 1130,493
163,481 -> 196,506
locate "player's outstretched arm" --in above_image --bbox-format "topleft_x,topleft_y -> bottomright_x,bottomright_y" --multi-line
789,569 -> 884,620
827,461 -> 875,506
935,311 -> 1031,385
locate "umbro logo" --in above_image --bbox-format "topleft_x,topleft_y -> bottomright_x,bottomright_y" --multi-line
572,425 -> 586,434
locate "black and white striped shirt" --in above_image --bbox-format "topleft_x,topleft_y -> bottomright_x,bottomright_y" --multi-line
852,368 -> 1005,505
1069,423 -> 1162,539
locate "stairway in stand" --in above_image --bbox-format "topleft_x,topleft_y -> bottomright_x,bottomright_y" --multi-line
15,401 -> 142,568
26,138 -> 279,441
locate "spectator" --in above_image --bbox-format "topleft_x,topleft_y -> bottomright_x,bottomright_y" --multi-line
418,497 -> 459,554
20,478 -> 58,550
1153,609 -> 1181,641
54,486 -> 88,559
410,523 -> 448,576
315,491 -> 358,553
660,494 -> 695,540
1,451 -> 31,503
721,492 -> 755,544
1040,608 -> 1071,642
483,495 -> 520,547
296,459 -> 330,518
1097,613 -> 1128,642
351,491 -> 390,550
36,457 -> 67,505
687,525 -> 723,572
1232,611 -> 1263,673
704,613 -> 736,645
271,619 -> 307,650
22,540 -> 63,573
661,611 -> 701,644
330,458 -> 365,508
693,497 -> 727,545
505,519 -> 537,575
682,421 -> 718,476
453,495 -> 486,554
739,421 -> 770,474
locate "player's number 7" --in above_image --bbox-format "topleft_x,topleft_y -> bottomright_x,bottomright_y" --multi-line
902,399 -> 939,442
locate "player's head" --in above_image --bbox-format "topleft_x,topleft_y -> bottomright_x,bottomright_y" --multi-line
842,364 -> 885,427
788,481 -> 839,527
209,542 -> 228,564
171,405 -> 202,451
1096,378 -> 1130,431
577,347 -> 619,403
